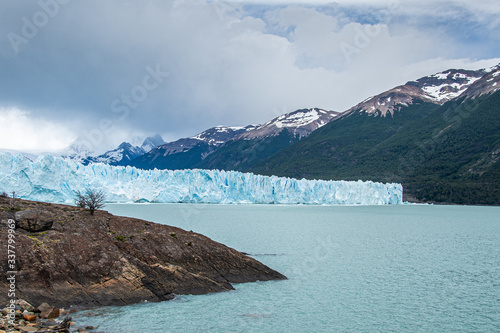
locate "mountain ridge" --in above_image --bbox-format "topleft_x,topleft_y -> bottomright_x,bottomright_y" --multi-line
129,108 -> 339,171
250,65 -> 500,205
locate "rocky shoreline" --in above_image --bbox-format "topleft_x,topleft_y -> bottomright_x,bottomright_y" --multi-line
1,299 -> 92,333
0,197 -> 286,331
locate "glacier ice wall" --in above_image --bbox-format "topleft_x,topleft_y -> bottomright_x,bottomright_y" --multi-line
0,153 -> 402,205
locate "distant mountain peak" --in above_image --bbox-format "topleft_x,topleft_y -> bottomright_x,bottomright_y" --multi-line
190,125 -> 249,145
238,108 -> 340,139
347,66 -> 495,117
127,108 -> 339,171
63,138 -> 97,164
346,85 -> 434,117
89,142 -> 145,166
141,134 -> 165,152
406,68 -> 487,103
460,66 -> 500,99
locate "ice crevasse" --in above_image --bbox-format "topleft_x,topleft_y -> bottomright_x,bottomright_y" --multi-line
0,152 -> 403,205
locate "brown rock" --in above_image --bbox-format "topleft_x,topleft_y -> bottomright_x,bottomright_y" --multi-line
39,307 -> 60,319
15,300 -> 35,313
36,303 -> 51,313
14,209 -> 53,232
22,314 -> 36,322
0,198 -> 286,308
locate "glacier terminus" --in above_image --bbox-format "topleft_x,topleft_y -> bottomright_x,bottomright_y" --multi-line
0,152 -> 402,205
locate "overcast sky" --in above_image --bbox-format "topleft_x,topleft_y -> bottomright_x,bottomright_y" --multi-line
1,0 -> 499,153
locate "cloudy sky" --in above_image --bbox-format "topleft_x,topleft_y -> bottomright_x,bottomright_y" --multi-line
1,0 -> 499,153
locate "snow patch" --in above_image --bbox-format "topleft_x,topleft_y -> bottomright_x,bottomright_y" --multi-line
431,72 -> 449,80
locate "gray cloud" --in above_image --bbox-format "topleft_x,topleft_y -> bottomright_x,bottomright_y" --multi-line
0,0 -> 499,152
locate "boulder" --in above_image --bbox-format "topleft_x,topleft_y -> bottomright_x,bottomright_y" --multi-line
36,303 -> 51,313
39,307 -> 60,319
15,300 -> 35,312
22,314 -> 36,321
14,210 -> 53,232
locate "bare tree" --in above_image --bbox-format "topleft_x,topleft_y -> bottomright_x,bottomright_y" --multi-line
74,189 -> 87,208
74,188 -> 106,215
86,189 -> 106,215
9,191 -> 19,211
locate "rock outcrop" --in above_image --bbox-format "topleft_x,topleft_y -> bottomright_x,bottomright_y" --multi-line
15,210 -> 54,232
0,197 -> 286,308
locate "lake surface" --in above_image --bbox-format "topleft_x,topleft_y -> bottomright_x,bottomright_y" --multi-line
73,204 -> 500,332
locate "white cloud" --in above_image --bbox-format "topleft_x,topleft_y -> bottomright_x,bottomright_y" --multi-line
0,108 -> 77,152
0,0 -> 499,152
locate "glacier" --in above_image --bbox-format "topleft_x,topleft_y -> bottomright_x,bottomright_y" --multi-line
0,152 -> 402,205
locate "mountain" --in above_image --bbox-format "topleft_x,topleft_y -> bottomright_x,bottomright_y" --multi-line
195,108 -> 340,171
65,134 -> 164,166
129,108 -> 339,171
237,108 -> 337,139
140,134 -> 165,152
64,138 -> 96,164
251,65 -> 500,205
129,125 -> 256,170
86,142 -> 146,166
405,67 -> 490,103
344,67 -> 492,117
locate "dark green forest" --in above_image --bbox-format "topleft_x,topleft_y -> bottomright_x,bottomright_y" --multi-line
251,93 -> 500,205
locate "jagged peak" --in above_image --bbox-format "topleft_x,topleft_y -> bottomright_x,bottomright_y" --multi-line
238,108 -> 339,140
345,85 -> 435,117
459,66 -> 500,99
345,65 -> 498,117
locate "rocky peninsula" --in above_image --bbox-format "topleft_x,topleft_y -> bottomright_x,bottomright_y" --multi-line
0,197 -> 286,311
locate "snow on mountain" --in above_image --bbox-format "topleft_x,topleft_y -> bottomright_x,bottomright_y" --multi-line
406,68 -> 488,103
90,142 -> 146,166
0,152 -> 403,205
190,125 -> 256,145
164,108 -> 337,150
141,134 -> 165,152
347,66 -> 498,117
127,109 -> 339,170
146,126 -> 252,158
63,134 -> 165,165
64,138 -> 96,161
238,108 -> 340,139
460,66 -> 500,99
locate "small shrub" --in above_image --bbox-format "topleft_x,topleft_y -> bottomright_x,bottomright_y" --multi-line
169,233 -> 177,239
9,192 -> 19,211
115,235 -> 126,242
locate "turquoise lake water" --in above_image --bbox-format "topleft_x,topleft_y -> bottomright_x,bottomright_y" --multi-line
73,204 -> 500,332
